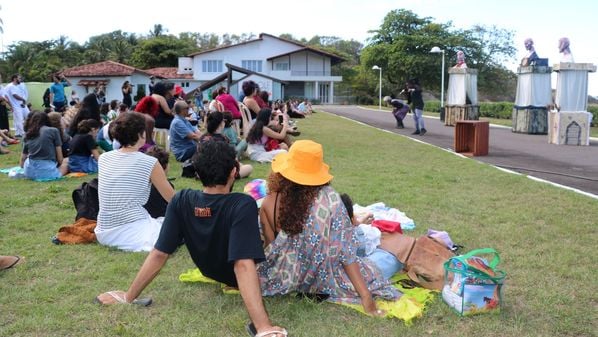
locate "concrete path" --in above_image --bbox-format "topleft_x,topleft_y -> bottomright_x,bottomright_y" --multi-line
316,105 -> 598,197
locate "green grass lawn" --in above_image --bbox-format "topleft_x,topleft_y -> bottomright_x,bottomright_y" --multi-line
1,112 -> 596,337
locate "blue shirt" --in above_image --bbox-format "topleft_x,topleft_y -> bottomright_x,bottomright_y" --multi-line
50,81 -> 69,103
169,115 -> 198,161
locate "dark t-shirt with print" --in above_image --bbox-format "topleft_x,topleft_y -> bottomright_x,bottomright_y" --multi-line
154,189 -> 265,287
69,133 -> 96,156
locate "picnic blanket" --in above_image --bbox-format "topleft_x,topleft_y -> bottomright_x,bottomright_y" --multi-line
0,166 -> 87,181
178,268 -> 434,325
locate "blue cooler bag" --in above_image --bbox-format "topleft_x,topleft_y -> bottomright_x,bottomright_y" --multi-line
442,248 -> 506,316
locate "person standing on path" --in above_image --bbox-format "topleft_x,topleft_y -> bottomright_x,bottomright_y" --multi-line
406,78 -> 427,135
50,73 -> 71,113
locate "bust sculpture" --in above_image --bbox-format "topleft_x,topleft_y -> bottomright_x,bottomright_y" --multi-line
558,37 -> 574,63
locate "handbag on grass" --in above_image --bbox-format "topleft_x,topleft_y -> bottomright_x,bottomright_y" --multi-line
442,248 -> 506,316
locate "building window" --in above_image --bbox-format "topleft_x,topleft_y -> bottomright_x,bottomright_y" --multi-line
242,60 -> 263,72
274,62 -> 289,71
202,60 -> 223,73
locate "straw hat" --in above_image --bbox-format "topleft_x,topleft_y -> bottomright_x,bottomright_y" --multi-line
271,140 -> 333,186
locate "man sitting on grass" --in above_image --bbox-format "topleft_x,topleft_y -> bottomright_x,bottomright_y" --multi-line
95,141 -> 287,337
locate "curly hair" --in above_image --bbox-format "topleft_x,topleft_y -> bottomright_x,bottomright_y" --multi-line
77,119 -> 102,134
111,112 -> 146,147
206,110 -> 223,134
135,96 -> 159,118
267,172 -> 326,235
146,145 -> 169,170
192,141 -> 236,187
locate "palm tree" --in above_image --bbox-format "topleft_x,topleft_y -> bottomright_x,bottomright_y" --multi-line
0,5 -> 4,34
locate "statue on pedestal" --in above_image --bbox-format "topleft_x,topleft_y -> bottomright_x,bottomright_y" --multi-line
558,37 -> 574,63
453,50 -> 467,68
520,38 -> 539,66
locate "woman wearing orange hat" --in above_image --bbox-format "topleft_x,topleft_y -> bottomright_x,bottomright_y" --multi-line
257,140 -> 398,316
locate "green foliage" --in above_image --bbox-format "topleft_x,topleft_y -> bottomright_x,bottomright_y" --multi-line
361,9 -> 517,101
588,105 -> 598,126
425,101 -> 513,119
129,36 -> 194,69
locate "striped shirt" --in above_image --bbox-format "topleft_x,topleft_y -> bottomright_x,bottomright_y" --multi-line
97,151 -> 157,231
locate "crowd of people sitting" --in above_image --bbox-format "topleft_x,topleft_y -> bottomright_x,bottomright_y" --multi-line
94,139 -> 396,337
3,77 -> 382,337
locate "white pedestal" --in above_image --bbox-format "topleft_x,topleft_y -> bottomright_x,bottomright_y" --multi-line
553,63 -> 596,112
447,68 -> 478,106
548,111 -> 592,146
515,66 -> 552,107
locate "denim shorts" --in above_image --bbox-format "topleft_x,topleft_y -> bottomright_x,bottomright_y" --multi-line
366,248 -> 404,280
24,158 -> 61,180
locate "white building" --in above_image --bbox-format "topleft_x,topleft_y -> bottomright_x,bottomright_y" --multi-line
187,33 -> 344,103
62,61 -> 158,105
62,33 -> 344,104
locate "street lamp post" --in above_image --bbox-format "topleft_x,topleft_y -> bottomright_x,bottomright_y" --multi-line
430,47 -> 445,120
372,65 -> 382,110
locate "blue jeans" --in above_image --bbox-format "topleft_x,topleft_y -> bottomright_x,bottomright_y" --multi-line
366,248 -> 403,280
413,108 -> 425,131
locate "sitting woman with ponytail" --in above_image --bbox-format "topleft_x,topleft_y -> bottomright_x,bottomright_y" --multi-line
199,110 -> 253,179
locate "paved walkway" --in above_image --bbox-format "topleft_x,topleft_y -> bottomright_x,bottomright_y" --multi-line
316,105 -> 598,196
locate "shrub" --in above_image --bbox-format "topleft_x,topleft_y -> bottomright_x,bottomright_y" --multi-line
479,102 -> 513,119
588,105 -> 598,127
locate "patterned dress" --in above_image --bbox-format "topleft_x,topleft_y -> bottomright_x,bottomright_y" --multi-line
257,186 -> 400,304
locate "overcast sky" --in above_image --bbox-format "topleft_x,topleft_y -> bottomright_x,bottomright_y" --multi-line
1,0 -> 597,95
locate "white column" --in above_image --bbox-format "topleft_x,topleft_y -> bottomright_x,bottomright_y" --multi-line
329,81 -> 334,104
314,81 -> 319,100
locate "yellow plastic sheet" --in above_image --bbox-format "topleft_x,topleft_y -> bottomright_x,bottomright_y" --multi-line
179,268 -> 434,324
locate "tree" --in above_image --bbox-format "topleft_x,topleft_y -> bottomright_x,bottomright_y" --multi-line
149,24 -> 167,37
362,9 -> 517,100
84,30 -> 138,64
129,36 -> 195,69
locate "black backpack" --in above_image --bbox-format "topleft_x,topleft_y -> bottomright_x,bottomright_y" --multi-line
181,159 -> 196,178
72,178 -> 99,220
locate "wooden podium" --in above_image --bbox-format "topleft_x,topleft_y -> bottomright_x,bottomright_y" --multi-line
454,121 -> 489,156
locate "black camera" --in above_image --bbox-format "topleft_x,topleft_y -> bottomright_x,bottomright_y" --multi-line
278,115 -> 283,124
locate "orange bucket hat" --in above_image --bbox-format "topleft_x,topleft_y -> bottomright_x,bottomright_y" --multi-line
271,140 -> 333,186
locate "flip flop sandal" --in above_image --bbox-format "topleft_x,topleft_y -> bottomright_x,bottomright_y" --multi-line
245,322 -> 288,337
93,291 -> 153,307
255,329 -> 288,337
0,256 -> 23,270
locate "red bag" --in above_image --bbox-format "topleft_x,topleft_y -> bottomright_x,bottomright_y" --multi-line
371,220 -> 402,233
264,138 -> 280,151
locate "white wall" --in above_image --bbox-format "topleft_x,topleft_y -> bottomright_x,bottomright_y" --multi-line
68,73 -> 154,105
192,35 -> 302,80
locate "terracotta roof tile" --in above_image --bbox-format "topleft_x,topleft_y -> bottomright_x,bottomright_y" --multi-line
63,61 -> 151,77
145,67 -> 194,79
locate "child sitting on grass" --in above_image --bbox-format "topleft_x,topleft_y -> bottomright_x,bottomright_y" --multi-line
340,193 -> 403,280
68,119 -> 101,173
143,146 -> 174,218
221,111 -> 247,159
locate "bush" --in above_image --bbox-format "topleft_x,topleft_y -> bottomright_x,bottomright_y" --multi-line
588,105 -> 598,127
479,102 -> 513,119
425,101 -> 441,113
